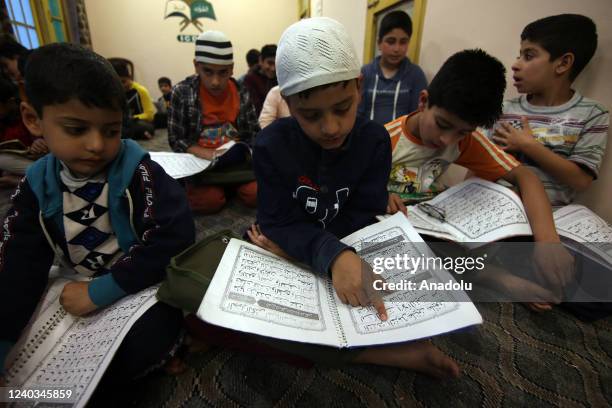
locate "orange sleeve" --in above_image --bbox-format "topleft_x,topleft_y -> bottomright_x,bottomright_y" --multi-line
455,131 -> 520,181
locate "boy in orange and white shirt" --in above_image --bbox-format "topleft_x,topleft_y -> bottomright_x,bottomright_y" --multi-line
386,50 -> 574,310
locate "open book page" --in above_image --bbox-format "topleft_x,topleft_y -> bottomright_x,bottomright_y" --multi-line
198,240 -> 342,347
5,272 -> 159,408
336,213 -> 482,347
554,204 -> 612,264
376,213 -> 456,241
422,178 -> 532,244
404,207 -> 458,241
149,151 -> 211,179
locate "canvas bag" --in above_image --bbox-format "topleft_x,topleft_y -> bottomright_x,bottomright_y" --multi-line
157,230 -> 241,312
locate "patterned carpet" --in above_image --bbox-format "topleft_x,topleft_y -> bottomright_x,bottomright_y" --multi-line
122,302 -> 612,408
2,131 -> 611,407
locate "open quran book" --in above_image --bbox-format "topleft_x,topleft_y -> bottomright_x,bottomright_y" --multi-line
150,140 -> 251,179
553,204 -> 612,267
197,213 -> 482,348
4,271 -> 159,408
379,178 -> 611,263
380,178 -> 533,247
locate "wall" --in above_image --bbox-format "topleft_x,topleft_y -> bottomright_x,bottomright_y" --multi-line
84,0 -> 297,99
417,0 -> 612,221
317,0 -> 368,64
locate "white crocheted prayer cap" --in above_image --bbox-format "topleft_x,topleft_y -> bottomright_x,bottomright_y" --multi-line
195,30 -> 233,65
276,17 -> 360,96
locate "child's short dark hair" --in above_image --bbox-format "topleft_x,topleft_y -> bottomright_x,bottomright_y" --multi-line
158,76 -> 171,87
246,49 -> 260,67
24,43 -> 126,117
428,49 -> 505,128
0,35 -> 28,59
260,44 -> 277,61
111,59 -> 131,79
521,14 -> 597,81
0,74 -> 18,103
378,10 -> 413,41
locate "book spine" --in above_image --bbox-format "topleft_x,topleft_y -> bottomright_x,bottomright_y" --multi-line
325,279 -> 348,348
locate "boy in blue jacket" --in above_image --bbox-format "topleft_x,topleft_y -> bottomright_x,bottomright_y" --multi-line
0,43 -> 195,386
357,10 -> 427,124
250,17 -> 459,378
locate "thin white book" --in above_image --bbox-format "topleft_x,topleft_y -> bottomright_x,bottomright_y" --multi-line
149,141 -> 251,179
5,270 -> 159,408
380,178 -> 533,247
197,213 -> 482,348
553,204 -> 612,266
149,151 -> 211,179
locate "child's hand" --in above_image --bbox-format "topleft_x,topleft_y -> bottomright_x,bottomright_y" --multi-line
492,117 -> 536,152
27,138 -> 49,159
533,242 -> 575,299
331,250 -> 388,321
60,282 -> 98,316
247,224 -> 292,261
387,193 -> 407,215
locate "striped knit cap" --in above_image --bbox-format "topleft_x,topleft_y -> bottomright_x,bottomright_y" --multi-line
276,17 -> 360,96
195,30 -> 233,65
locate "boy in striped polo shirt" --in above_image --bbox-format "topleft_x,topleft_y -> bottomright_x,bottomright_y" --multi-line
488,14 -> 608,206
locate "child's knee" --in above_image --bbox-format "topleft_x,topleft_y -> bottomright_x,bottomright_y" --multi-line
237,181 -> 257,207
186,183 -> 226,213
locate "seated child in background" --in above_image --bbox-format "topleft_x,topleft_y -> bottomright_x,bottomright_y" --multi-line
258,85 -> 289,128
154,76 -> 172,129
357,10 -> 427,125
488,14 -> 609,206
111,59 -> 156,140
243,44 -> 278,116
236,48 -> 260,88
168,30 -> 260,214
0,74 -> 47,187
385,49 -> 574,311
249,17 -> 460,378
0,43 -> 195,387
0,35 -> 30,101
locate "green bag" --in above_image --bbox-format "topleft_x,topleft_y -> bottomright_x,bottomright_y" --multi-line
157,230 -> 241,313
157,229 -> 360,366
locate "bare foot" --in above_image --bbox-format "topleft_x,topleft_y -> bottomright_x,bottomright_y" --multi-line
143,131 -> 153,140
353,340 -> 460,379
524,302 -> 553,312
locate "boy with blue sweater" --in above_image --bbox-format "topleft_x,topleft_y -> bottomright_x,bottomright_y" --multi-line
0,44 -> 195,385
357,10 -> 427,124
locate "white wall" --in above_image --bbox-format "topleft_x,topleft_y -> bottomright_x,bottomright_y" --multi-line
84,0 -> 297,99
418,0 -> 612,221
317,0 -> 368,64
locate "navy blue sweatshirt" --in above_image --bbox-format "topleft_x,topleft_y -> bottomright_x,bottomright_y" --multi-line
357,56 -> 427,125
254,116 -> 391,276
0,150 -> 195,372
